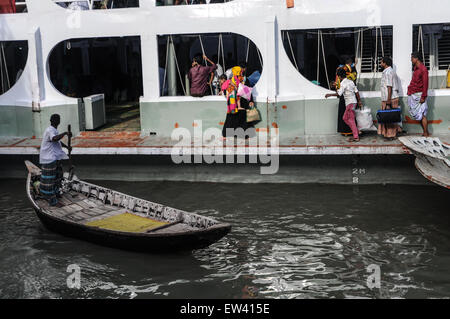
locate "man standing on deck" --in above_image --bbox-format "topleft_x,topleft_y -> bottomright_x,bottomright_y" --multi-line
188,55 -> 217,97
378,56 -> 402,139
407,52 -> 430,136
39,114 -> 72,206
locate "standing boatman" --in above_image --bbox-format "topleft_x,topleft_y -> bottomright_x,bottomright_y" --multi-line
39,114 -> 72,206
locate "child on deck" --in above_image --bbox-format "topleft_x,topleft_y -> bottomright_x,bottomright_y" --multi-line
325,68 -> 363,142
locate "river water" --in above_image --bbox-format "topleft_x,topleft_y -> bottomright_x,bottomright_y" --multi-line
0,179 -> 449,299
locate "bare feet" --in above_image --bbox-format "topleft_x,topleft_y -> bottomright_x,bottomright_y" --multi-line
348,137 -> 360,143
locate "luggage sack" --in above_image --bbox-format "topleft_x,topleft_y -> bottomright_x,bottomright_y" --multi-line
376,108 -> 402,124
355,106 -> 377,131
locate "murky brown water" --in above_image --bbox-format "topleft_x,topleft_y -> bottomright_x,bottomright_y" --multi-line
0,179 -> 449,299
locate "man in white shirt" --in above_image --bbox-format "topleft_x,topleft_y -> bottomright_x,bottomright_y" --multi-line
326,68 -> 363,142
39,114 -> 72,206
378,56 -> 402,139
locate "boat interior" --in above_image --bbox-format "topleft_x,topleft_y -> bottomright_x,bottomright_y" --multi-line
26,160 -> 218,235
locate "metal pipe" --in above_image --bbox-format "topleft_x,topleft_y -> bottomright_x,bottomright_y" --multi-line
167,35 -> 177,96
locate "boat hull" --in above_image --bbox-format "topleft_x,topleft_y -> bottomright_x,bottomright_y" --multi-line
34,207 -> 231,253
399,136 -> 450,189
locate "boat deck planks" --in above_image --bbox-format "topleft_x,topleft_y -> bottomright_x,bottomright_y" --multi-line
36,191 -> 201,233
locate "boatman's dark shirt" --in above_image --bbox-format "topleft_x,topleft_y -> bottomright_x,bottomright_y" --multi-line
407,63 -> 429,99
189,64 -> 217,97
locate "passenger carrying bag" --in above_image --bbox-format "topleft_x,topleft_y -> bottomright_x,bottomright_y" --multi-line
376,108 -> 402,124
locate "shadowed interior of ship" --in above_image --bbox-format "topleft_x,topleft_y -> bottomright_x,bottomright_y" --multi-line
47,33 -> 262,131
157,33 -> 263,96
48,36 -> 143,131
0,41 -> 28,96
281,26 -> 393,90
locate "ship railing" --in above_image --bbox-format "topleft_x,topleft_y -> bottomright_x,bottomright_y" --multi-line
156,0 -> 233,6
53,0 -> 139,10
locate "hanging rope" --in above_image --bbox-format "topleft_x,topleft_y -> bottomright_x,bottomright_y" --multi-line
286,31 -> 299,71
162,36 -> 170,96
316,31 -> 320,83
169,35 -> 186,96
417,25 -> 421,52
1,43 -> 10,91
373,27 -> 378,73
219,34 -> 226,71
245,39 -> 250,63
418,25 -> 425,63
320,31 -> 330,89
355,28 -> 361,66
0,44 -> 3,94
380,27 -> 385,58
360,28 -> 364,75
256,47 -> 263,68
198,35 -> 213,95
217,35 -> 221,64
198,35 -> 207,66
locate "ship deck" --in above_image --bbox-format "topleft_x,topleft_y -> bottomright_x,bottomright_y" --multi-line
1,132 -> 450,156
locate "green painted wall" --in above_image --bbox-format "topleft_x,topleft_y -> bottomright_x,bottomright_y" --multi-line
141,95 -> 449,138
429,75 -> 448,90
0,105 -> 33,137
356,78 -> 381,92
1,94 -> 448,139
0,102 -> 82,137
37,103 -> 83,137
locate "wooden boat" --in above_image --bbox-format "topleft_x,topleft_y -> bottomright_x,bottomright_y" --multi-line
399,136 -> 450,189
25,161 -> 231,252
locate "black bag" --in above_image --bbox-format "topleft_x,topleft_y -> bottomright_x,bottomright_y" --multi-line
376,108 -> 401,124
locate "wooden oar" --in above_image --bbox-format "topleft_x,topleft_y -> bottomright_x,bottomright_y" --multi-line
67,124 -> 74,180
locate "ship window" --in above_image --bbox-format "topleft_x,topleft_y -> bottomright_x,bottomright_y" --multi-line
156,0 -> 232,6
0,0 -> 27,13
0,41 -> 28,96
48,36 -> 143,131
281,26 -> 393,89
413,23 -> 450,71
55,0 -> 139,10
157,33 -> 263,96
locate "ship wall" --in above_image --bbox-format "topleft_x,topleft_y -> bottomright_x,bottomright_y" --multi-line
141,93 -> 450,137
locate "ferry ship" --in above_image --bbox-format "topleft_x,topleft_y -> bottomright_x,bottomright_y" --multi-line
0,0 -> 450,186
0,0 -> 449,139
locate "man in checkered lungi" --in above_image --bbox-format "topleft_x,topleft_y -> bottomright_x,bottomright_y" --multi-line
39,114 -> 72,206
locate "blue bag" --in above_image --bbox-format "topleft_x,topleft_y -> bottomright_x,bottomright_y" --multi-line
376,108 -> 402,124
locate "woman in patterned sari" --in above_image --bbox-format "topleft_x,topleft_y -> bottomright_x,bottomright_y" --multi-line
221,65 -> 248,138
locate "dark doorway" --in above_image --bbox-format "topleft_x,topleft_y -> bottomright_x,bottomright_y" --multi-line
48,36 -> 143,131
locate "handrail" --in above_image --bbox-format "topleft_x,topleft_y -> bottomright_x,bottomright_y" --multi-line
157,0 -> 233,6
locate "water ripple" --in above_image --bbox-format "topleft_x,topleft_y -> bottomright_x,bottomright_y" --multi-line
0,180 -> 449,298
